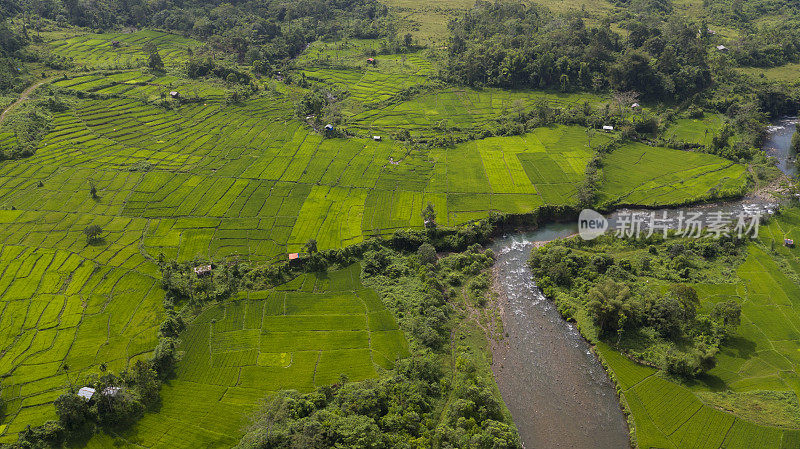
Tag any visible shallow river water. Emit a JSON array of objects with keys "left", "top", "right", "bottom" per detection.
[
  {"left": 490, "top": 228, "right": 631, "bottom": 449},
  {"left": 764, "top": 117, "right": 798, "bottom": 177}
]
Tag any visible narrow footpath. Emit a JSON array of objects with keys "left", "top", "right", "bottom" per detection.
[{"left": 0, "top": 78, "right": 52, "bottom": 125}]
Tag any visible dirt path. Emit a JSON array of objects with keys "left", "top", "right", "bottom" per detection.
[{"left": 0, "top": 78, "right": 52, "bottom": 125}]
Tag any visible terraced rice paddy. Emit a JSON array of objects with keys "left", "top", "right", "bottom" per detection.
[
  {"left": 80, "top": 264, "right": 407, "bottom": 448},
  {"left": 598, "top": 344, "right": 800, "bottom": 449},
  {"left": 349, "top": 87, "right": 605, "bottom": 137},
  {"left": 0, "top": 217, "right": 162, "bottom": 438},
  {"left": 582, "top": 206, "right": 800, "bottom": 449},
  {"left": 598, "top": 142, "right": 749, "bottom": 206},
  {"left": 0, "top": 87, "right": 626, "bottom": 441},
  {"left": 0, "top": 30, "right": 754, "bottom": 445},
  {"left": 40, "top": 30, "right": 200, "bottom": 70},
  {"left": 52, "top": 71, "right": 227, "bottom": 102}
]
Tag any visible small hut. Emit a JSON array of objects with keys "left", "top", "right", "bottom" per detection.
[
  {"left": 366, "top": 58, "right": 376, "bottom": 65},
  {"left": 785, "top": 238, "right": 794, "bottom": 247},
  {"left": 372, "top": 135, "right": 382, "bottom": 141},
  {"left": 193, "top": 265, "right": 212, "bottom": 277},
  {"left": 602, "top": 125, "right": 614, "bottom": 132},
  {"left": 169, "top": 91, "right": 180, "bottom": 99},
  {"left": 716, "top": 45, "right": 728, "bottom": 52},
  {"left": 102, "top": 387, "right": 122, "bottom": 397},
  {"left": 631, "top": 102, "right": 640, "bottom": 109},
  {"left": 77, "top": 387, "right": 96, "bottom": 401}
]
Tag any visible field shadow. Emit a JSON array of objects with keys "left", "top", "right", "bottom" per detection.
[
  {"left": 86, "top": 237, "right": 107, "bottom": 246},
  {"left": 721, "top": 336, "right": 757, "bottom": 359},
  {"left": 314, "top": 270, "right": 330, "bottom": 282},
  {"left": 689, "top": 373, "right": 729, "bottom": 392}
]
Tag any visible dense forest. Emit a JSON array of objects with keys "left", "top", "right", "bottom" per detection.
[
  {"left": 444, "top": 2, "right": 711, "bottom": 99},
  {"left": 442, "top": 0, "right": 800, "bottom": 114},
  {"left": 7, "top": 0, "right": 392, "bottom": 64}
]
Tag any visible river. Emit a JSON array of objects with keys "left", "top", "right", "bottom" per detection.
[
  {"left": 764, "top": 117, "right": 798, "bottom": 177},
  {"left": 489, "top": 120, "right": 795, "bottom": 449},
  {"left": 490, "top": 228, "right": 631, "bottom": 449}
]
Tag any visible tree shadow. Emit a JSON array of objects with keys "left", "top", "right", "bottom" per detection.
[
  {"left": 686, "top": 373, "right": 729, "bottom": 392},
  {"left": 64, "top": 425, "right": 96, "bottom": 448},
  {"left": 86, "top": 237, "right": 107, "bottom": 246},
  {"left": 313, "top": 269, "right": 330, "bottom": 282},
  {"left": 721, "top": 336, "right": 757, "bottom": 359}
]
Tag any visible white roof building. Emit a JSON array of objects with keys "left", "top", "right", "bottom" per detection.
[
  {"left": 102, "top": 387, "right": 122, "bottom": 397},
  {"left": 603, "top": 125, "right": 614, "bottom": 132},
  {"left": 77, "top": 387, "right": 96, "bottom": 401},
  {"left": 193, "top": 265, "right": 212, "bottom": 276}
]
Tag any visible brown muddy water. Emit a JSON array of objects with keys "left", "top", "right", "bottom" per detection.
[{"left": 490, "top": 227, "right": 630, "bottom": 449}]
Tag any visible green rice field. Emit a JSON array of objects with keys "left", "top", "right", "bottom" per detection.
[
  {"left": 348, "top": 87, "right": 606, "bottom": 137},
  {"left": 81, "top": 264, "right": 407, "bottom": 448},
  {"left": 0, "top": 30, "right": 756, "bottom": 446},
  {"left": 39, "top": 30, "right": 200, "bottom": 70},
  {"left": 664, "top": 113, "right": 726, "bottom": 147},
  {"left": 598, "top": 142, "right": 749, "bottom": 207},
  {"left": 52, "top": 71, "right": 227, "bottom": 102},
  {"left": 737, "top": 63, "right": 800, "bottom": 83},
  {"left": 0, "top": 219, "right": 162, "bottom": 438},
  {"left": 598, "top": 344, "right": 800, "bottom": 449}
]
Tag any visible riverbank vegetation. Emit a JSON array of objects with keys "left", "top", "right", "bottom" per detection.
[
  {"left": 530, "top": 234, "right": 747, "bottom": 377},
  {"left": 232, "top": 245, "right": 521, "bottom": 449},
  {"left": 531, "top": 204, "right": 800, "bottom": 447}
]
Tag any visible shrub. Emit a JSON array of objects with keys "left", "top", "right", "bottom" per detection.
[
  {"left": 662, "top": 349, "right": 700, "bottom": 377},
  {"left": 687, "top": 105, "right": 704, "bottom": 118},
  {"left": 151, "top": 338, "right": 180, "bottom": 378},
  {"left": 417, "top": 243, "right": 437, "bottom": 264},
  {"left": 83, "top": 224, "right": 103, "bottom": 243},
  {"left": 54, "top": 393, "right": 93, "bottom": 435}
]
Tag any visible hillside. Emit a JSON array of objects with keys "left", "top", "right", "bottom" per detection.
[{"left": 0, "top": 0, "right": 799, "bottom": 448}]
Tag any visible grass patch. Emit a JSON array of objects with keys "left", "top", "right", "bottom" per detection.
[
  {"left": 697, "top": 390, "right": 800, "bottom": 428},
  {"left": 598, "top": 142, "right": 749, "bottom": 207}
]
